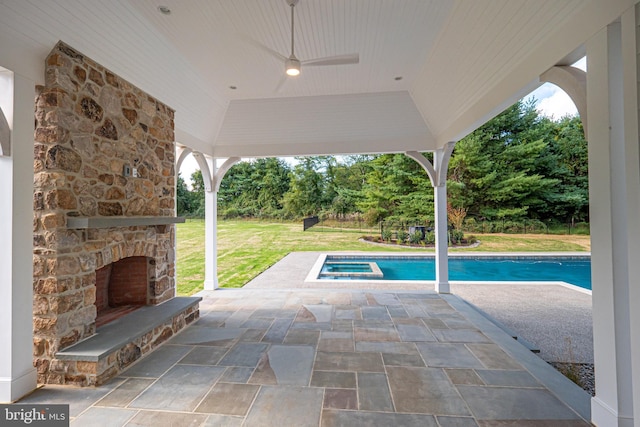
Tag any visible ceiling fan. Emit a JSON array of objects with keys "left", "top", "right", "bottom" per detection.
[{"left": 249, "top": 0, "right": 359, "bottom": 78}]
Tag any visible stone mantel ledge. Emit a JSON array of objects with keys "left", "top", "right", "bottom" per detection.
[{"left": 66, "top": 216, "right": 185, "bottom": 229}]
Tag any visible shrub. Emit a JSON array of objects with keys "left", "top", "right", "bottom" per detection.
[
  {"left": 222, "top": 207, "right": 241, "bottom": 219},
  {"left": 447, "top": 203, "right": 468, "bottom": 230},
  {"left": 424, "top": 231, "right": 435, "bottom": 244},
  {"left": 450, "top": 229, "right": 464, "bottom": 244},
  {"left": 526, "top": 219, "right": 547, "bottom": 233},
  {"left": 463, "top": 217, "right": 480, "bottom": 233},
  {"left": 363, "top": 208, "right": 385, "bottom": 226},
  {"left": 500, "top": 220, "right": 518, "bottom": 233},
  {"left": 466, "top": 235, "right": 478, "bottom": 244},
  {"left": 396, "top": 229, "right": 408, "bottom": 243},
  {"left": 483, "top": 222, "right": 496, "bottom": 233},
  {"left": 409, "top": 230, "right": 423, "bottom": 244},
  {"left": 381, "top": 229, "right": 392, "bottom": 242},
  {"left": 573, "top": 222, "right": 590, "bottom": 235}
]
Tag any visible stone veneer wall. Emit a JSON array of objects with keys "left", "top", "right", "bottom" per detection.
[{"left": 33, "top": 42, "right": 177, "bottom": 385}]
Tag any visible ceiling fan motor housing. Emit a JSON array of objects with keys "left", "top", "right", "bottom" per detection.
[{"left": 285, "top": 57, "right": 301, "bottom": 76}]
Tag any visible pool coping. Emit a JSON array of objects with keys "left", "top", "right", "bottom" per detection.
[{"left": 304, "top": 252, "right": 592, "bottom": 295}]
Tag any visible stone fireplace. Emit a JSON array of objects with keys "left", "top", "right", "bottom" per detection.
[{"left": 32, "top": 42, "right": 199, "bottom": 386}]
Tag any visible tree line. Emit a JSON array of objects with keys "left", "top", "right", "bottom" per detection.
[{"left": 177, "top": 100, "right": 589, "bottom": 226}]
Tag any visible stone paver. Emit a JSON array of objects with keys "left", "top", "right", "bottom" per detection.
[
  {"left": 71, "top": 407, "right": 137, "bottom": 427},
  {"left": 128, "top": 365, "right": 225, "bottom": 411},
  {"left": 127, "top": 411, "right": 209, "bottom": 427},
  {"left": 119, "top": 344, "right": 192, "bottom": 378},
  {"left": 323, "top": 388, "right": 358, "bottom": 410},
  {"left": 244, "top": 386, "right": 324, "bottom": 427},
  {"left": 458, "top": 386, "right": 584, "bottom": 421},
  {"left": 387, "top": 366, "right": 472, "bottom": 415},
  {"left": 20, "top": 285, "right": 591, "bottom": 426},
  {"left": 94, "top": 378, "right": 155, "bottom": 407},
  {"left": 195, "top": 382, "right": 259, "bottom": 415},
  {"left": 357, "top": 372, "right": 394, "bottom": 411},
  {"left": 218, "top": 342, "right": 269, "bottom": 367}
]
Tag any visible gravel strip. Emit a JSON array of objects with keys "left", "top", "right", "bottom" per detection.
[
  {"left": 450, "top": 283, "right": 593, "bottom": 363},
  {"left": 549, "top": 362, "right": 595, "bottom": 396}
]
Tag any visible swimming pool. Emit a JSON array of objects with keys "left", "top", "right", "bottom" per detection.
[{"left": 313, "top": 254, "right": 592, "bottom": 290}]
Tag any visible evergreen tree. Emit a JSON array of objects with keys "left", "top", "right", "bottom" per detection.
[
  {"left": 253, "top": 158, "right": 291, "bottom": 217},
  {"left": 447, "top": 100, "right": 576, "bottom": 221},
  {"left": 358, "top": 154, "right": 433, "bottom": 224},
  {"left": 190, "top": 169, "right": 206, "bottom": 217},
  {"left": 541, "top": 116, "right": 589, "bottom": 223},
  {"left": 327, "top": 155, "right": 373, "bottom": 218},
  {"left": 176, "top": 174, "right": 193, "bottom": 216},
  {"left": 282, "top": 157, "right": 326, "bottom": 218},
  {"left": 178, "top": 101, "right": 589, "bottom": 226},
  {"left": 218, "top": 159, "right": 291, "bottom": 218}
]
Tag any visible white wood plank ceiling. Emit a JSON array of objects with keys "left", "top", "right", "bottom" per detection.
[{"left": 0, "top": 0, "right": 633, "bottom": 157}]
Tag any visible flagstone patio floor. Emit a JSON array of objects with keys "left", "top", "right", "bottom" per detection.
[{"left": 20, "top": 286, "right": 591, "bottom": 426}]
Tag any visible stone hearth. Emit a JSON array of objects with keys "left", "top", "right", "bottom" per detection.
[{"left": 32, "top": 42, "right": 198, "bottom": 386}]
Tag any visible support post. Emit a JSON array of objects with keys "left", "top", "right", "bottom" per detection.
[
  {"left": 0, "top": 70, "right": 37, "bottom": 402},
  {"left": 621, "top": 6, "right": 640, "bottom": 423},
  {"left": 406, "top": 143, "right": 455, "bottom": 294},
  {"left": 433, "top": 184, "right": 449, "bottom": 293},
  {"left": 203, "top": 186, "right": 218, "bottom": 290},
  {"left": 586, "top": 9, "right": 640, "bottom": 425},
  {"left": 200, "top": 156, "right": 240, "bottom": 291},
  {"left": 202, "top": 156, "right": 217, "bottom": 290}
]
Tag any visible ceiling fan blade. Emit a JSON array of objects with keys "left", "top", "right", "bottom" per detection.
[
  {"left": 302, "top": 54, "right": 359, "bottom": 66},
  {"left": 238, "top": 34, "right": 287, "bottom": 62},
  {"left": 274, "top": 74, "right": 288, "bottom": 92}
]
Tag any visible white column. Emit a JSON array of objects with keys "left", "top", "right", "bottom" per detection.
[
  {"left": 203, "top": 158, "right": 218, "bottom": 290},
  {"left": 621, "top": 6, "right": 640, "bottom": 424},
  {"left": 199, "top": 156, "right": 239, "bottom": 291},
  {"left": 587, "top": 12, "right": 640, "bottom": 426},
  {"left": 406, "top": 145, "right": 454, "bottom": 294},
  {"left": 434, "top": 183, "right": 449, "bottom": 293},
  {"left": 0, "top": 70, "right": 38, "bottom": 402}
]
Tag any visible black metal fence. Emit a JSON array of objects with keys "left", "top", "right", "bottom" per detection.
[
  {"left": 302, "top": 216, "right": 320, "bottom": 231},
  {"left": 380, "top": 218, "right": 590, "bottom": 236},
  {"left": 460, "top": 218, "right": 590, "bottom": 235},
  {"left": 305, "top": 214, "right": 378, "bottom": 234},
  {"left": 303, "top": 215, "right": 590, "bottom": 236}
]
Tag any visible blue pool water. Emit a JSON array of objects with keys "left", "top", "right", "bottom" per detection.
[{"left": 319, "top": 256, "right": 592, "bottom": 290}]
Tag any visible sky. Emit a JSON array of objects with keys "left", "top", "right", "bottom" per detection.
[{"left": 179, "top": 57, "right": 586, "bottom": 184}]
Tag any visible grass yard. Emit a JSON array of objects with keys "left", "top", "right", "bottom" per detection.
[{"left": 176, "top": 219, "right": 591, "bottom": 294}]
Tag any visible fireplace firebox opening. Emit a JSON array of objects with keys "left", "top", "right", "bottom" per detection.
[{"left": 95, "top": 256, "right": 151, "bottom": 327}]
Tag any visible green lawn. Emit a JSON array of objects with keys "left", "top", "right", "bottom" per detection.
[{"left": 176, "top": 219, "right": 591, "bottom": 294}]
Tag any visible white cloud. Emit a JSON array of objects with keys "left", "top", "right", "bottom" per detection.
[{"left": 531, "top": 84, "right": 578, "bottom": 119}]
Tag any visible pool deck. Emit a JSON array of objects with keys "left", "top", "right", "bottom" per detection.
[
  {"left": 247, "top": 252, "right": 593, "bottom": 363},
  {"left": 18, "top": 251, "right": 593, "bottom": 426}
]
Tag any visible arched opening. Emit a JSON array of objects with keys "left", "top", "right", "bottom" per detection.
[
  {"left": 451, "top": 62, "right": 593, "bottom": 396},
  {"left": 175, "top": 149, "right": 210, "bottom": 295}
]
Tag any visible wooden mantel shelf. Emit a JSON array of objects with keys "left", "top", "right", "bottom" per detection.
[{"left": 67, "top": 216, "right": 185, "bottom": 229}]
